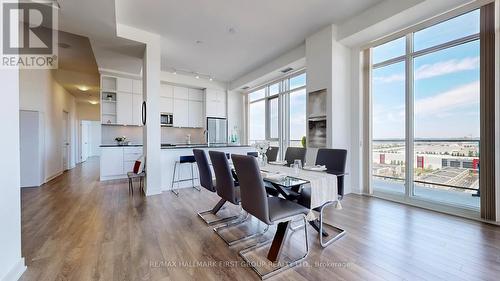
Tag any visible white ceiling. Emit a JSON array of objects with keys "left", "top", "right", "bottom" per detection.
[
  {"left": 57, "top": 0, "right": 145, "bottom": 75},
  {"left": 115, "top": 0, "right": 384, "bottom": 82}
]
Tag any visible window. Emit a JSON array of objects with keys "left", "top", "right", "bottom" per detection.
[
  {"left": 370, "top": 9, "right": 481, "bottom": 210},
  {"left": 372, "top": 61, "right": 406, "bottom": 194},
  {"left": 414, "top": 10, "right": 480, "bottom": 51},
  {"left": 269, "top": 97, "right": 279, "bottom": 139},
  {"left": 269, "top": 83, "right": 280, "bottom": 96},
  {"left": 289, "top": 88, "right": 306, "bottom": 147},
  {"left": 248, "top": 88, "right": 265, "bottom": 102},
  {"left": 248, "top": 100, "right": 266, "bottom": 143},
  {"left": 372, "top": 36, "right": 406, "bottom": 64},
  {"left": 247, "top": 71, "right": 306, "bottom": 157}
]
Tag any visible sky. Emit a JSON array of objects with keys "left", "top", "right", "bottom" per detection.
[{"left": 372, "top": 10, "right": 480, "bottom": 140}]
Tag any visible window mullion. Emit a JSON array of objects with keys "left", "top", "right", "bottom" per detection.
[{"left": 405, "top": 33, "right": 415, "bottom": 198}]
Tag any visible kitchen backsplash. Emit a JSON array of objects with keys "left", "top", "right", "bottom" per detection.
[
  {"left": 101, "top": 126, "right": 204, "bottom": 145},
  {"left": 161, "top": 127, "right": 204, "bottom": 144},
  {"left": 101, "top": 126, "right": 143, "bottom": 144}
]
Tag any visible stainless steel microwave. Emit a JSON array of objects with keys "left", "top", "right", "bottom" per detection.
[{"left": 160, "top": 113, "right": 173, "bottom": 127}]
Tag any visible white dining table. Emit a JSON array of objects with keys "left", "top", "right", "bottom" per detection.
[{"left": 260, "top": 163, "right": 340, "bottom": 220}]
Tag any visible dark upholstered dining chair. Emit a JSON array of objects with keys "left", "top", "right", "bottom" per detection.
[
  {"left": 210, "top": 151, "right": 266, "bottom": 246},
  {"left": 193, "top": 149, "right": 238, "bottom": 225},
  {"left": 265, "top": 146, "right": 279, "bottom": 162},
  {"left": 315, "top": 148, "right": 347, "bottom": 200},
  {"left": 297, "top": 148, "right": 347, "bottom": 247},
  {"left": 284, "top": 147, "right": 306, "bottom": 166},
  {"left": 232, "top": 154, "right": 310, "bottom": 279}
]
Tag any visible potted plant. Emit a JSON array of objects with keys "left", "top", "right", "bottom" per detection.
[{"left": 115, "top": 136, "right": 127, "bottom": 146}]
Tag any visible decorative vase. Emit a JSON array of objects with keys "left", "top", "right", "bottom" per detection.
[{"left": 260, "top": 153, "right": 268, "bottom": 166}]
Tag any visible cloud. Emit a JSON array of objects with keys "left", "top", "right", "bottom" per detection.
[
  {"left": 414, "top": 81, "right": 479, "bottom": 116},
  {"left": 415, "top": 56, "right": 479, "bottom": 80},
  {"left": 373, "top": 56, "right": 479, "bottom": 83}
]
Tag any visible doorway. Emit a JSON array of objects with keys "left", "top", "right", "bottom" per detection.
[
  {"left": 80, "top": 120, "right": 101, "bottom": 163},
  {"left": 62, "top": 111, "right": 71, "bottom": 171}
]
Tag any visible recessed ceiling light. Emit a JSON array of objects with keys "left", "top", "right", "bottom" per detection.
[
  {"left": 88, "top": 100, "right": 99, "bottom": 105},
  {"left": 209, "top": 77, "right": 213, "bottom": 81},
  {"left": 195, "top": 75, "right": 200, "bottom": 79},
  {"left": 78, "top": 86, "right": 89, "bottom": 91}
]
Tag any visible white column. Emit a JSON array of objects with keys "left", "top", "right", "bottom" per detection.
[
  {"left": 305, "top": 24, "right": 352, "bottom": 194},
  {"left": 0, "top": 0, "right": 26, "bottom": 278},
  {"left": 116, "top": 24, "right": 162, "bottom": 196},
  {"left": 142, "top": 41, "right": 162, "bottom": 196}
]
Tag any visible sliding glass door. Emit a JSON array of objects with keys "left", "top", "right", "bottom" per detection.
[{"left": 371, "top": 9, "right": 481, "bottom": 210}]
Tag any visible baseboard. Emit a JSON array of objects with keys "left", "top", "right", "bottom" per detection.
[
  {"left": 1, "top": 258, "right": 26, "bottom": 281},
  {"left": 45, "top": 171, "right": 63, "bottom": 184}
]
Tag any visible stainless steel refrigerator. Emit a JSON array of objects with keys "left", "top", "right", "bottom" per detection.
[{"left": 207, "top": 117, "right": 227, "bottom": 144}]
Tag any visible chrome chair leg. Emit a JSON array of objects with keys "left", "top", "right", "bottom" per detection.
[
  {"left": 318, "top": 201, "right": 346, "bottom": 248},
  {"left": 170, "top": 161, "right": 179, "bottom": 196},
  {"left": 197, "top": 198, "right": 239, "bottom": 225},
  {"left": 191, "top": 163, "right": 201, "bottom": 192},
  {"left": 239, "top": 216, "right": 309, "bottom": 280},
  {"left": 214, "top": 214, "right": 270, "bottom": 246}
]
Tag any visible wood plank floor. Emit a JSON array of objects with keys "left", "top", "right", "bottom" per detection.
[{"left": 19, "top": 157, "right": 500, "bottom": 281}]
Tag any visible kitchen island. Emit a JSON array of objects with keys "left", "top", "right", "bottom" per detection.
[
  {"left": 100, "top": 144, "right": 256, "bottom": 189},
  {"left": 160, "top": 144, "right": 255, "bottom": 192}
]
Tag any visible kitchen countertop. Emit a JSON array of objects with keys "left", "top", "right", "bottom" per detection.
[
  {"left": 100, "top": 144, "right": 251, "bottom": 149},
  {"left": 100, "top": 144, "right": 143, "bottom": 147}
]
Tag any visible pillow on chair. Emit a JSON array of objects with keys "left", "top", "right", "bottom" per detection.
[{"left": 133, "top": 156, "right": 145, "bottom": 174}]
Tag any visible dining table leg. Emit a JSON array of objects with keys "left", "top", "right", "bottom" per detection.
[{"left": 267, "top": 220, "right": 291, "bottom": 262}]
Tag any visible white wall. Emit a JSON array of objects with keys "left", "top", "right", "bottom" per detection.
[
  {"left": 305, "top": 25, "right": 353, "bottom": 194},
  {"left": 77, "top": 102, "right": 100, "bottom": 121},
  {"left": 0, "top": 65, "right": 25, "bottom": 281},
  {"left": 19, "top": 69, "right": 78, "bottom": 182},
  {"left": 227, "top": 91, "right": 245, "bottom": 144}
]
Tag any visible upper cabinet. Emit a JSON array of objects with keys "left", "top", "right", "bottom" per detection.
[
  {"left": 205, "top": 89, "right": 226, "bottom": 118},
  {"left": 116, "top": 77, "right": 134, "bottom": 93},
  {"left": 116, "top": 92, "right": 134, "bottom": 125},
  {"left": 160, "top": 84, "right": 173, "bottom": 98},
  {"left": 101, "top": 75, "right": 143, "bottom": 126},
  {"left": 173, "top": 86, "right": 189, "bottom": 99},
  {"left": 132, "top": 80, "right": 142, "bottom": 94},
  {"left": 188, "top": 88, "right": 204, "bottom": 101}
]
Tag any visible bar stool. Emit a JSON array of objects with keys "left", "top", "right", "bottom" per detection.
[{"left": 171, "top": 155, "right": 201, "bottom": 196}]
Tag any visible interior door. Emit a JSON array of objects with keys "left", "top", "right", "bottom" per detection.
[
  {"left": 62, "top": 111, "right": 70, "bottom": 170},
  {"left": 81, "top": 121, "right": 89, "bottom": 162}
]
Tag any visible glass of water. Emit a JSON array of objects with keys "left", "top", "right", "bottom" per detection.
[{"left": 293, "top": 160, "right": 302, "bottom": 174}]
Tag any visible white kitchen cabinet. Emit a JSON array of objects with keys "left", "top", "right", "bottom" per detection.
[
  {"left": 217, "top": 90, "right": 227, "bottom": 118},
  {"left": 133, "top": 79, "right": 142, "bottom": 94},
  {"left": 160, "top": 84, "right": 173, "bottom": 98},
  {"left": 123, "top": 147, "right": 143, "bottom": 174},
  {"left": 188, "top": 100, "right": 204, "bottom": 128},
  {"left": 159, "top": 97, "right": 174, "bottom": 114},
  {"left": 100, "top": 147, "right": 143, "bottom": 181},
  {"left": 117, "top": 92, "right": 134, "bottom": 125},
  {"left": 100, "top": 148, "right": 124, "bottom": 177},
  {"left": 117, "top": 77, "right": 133, "bottom": 93},
  {"left": 205, "top": 89, "right": 226, "bottom": 118},
  {"left": 173, "top": 99, "right": 189, "bottom": 127},
  {"left": 188, "top": 88, "right": 204, "bottom": 101},
  {"left": 132, "top": 94, "right": 143, "bottom": 126},
  {"left": 173, "top": 86, "right": 189, "bottom": 99}
]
